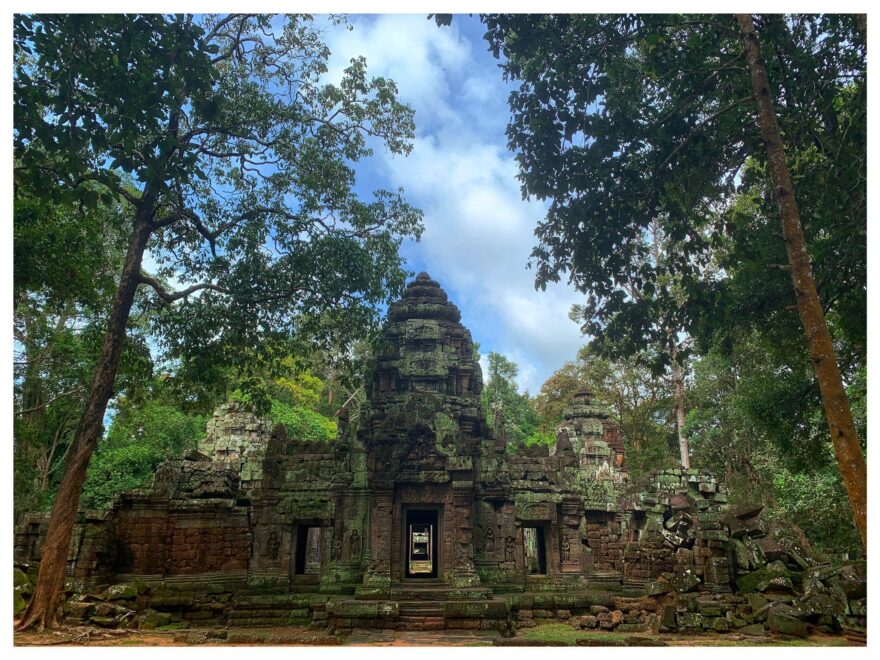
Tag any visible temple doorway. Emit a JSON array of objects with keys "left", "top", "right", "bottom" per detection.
[
  {"left": 523, "top": 525, "right": 547, "bottom": 575},
  {"left": 404, "top": 509, "right": 438, "bottom": 578},
  {"left": 292, "top": 524, "right": 322, "bottom": 577}
]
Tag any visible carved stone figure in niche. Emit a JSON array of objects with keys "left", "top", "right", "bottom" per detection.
[
  {"left": 560, "top": 533, "right": 571, "bottom": 563},
  {"left": 331, "top": 533, "right": 342, "bottom": 561},
  {"left": 484, "top": 527, "right": 495, "bottom": 553},
  {"left": 504, "top": 535, "right": 515, "bottom": 562},
  {"left": 349, "top": 529, "right": 361, "bottom": 559},
  {"left": 267, "top": 531, "right": 280, "bottom": 560}
]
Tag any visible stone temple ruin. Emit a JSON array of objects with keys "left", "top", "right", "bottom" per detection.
[{"left": 14, "top": 274, "right": 866, "bottom": 639}]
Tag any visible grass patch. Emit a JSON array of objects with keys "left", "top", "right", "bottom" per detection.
[
  {"left": 519, "top": 624, "right": 634, "bottom": 646},
  {"left": 517, "top": 624, "right": 853, "bottom": 648},
  {"left": 157, "top": 622, "right": 189, "bottom": 631}
]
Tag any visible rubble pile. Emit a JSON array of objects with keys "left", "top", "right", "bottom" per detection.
[{"left": 642, "top": 504, "right": 866, "bottom": 638}]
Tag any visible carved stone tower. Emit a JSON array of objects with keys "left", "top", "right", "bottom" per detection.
[
  {"left": 356, "top": 272, "right": 487, "bottom": 594},
  {"left": 555, "top": 390, "right": 626, "bottom": 469}
]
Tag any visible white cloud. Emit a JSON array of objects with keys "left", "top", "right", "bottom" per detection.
[{"left": 325, "top": 15, "right": 587, "bottom": 392}]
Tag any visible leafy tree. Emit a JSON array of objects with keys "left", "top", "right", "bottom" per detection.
[
  {"left": 686, "top": 331, "right": 862, "bottom": 554},
  {"left": 13, "top": 193, "right": 153, "bottom": 517},
  {"left": 480, "top": 352, "right": 547, "bottom": 446},
  {"left": 229, "top": 358, "right": 339, "bottom": 442},
  {"left": 14, "top": 14, "right": 421, "bottom": 629},
  {"left": 532, "top": 361, "right": 585, "bottom": 433},
  {"left": 470, "top": 13, "right": 865, "bottom": 547},
  {"left": 81, "top": 392, "right": 207, "bottom": 509}
]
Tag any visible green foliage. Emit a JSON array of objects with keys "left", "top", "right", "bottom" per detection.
[
  {"left": 685, "top": 331, "right": 862, "bottom": 554},
  {"left": 480, "top": 352, "right": 544, "bottom": 446},
  {"left": 268, "top": 400, "right": 336, "bottom": 443},
  {"left": 14, "top": 13, "right": 423, "bottom": 410},
  {"left": 480, "top": 15, "right": 864, "bottom": 363},
  {"left": 81, "top": 398, "right": 207, "bottom": 509},
  {"left": 770, "top": 463, "right": 861, "bottom": 556},
  {"left": 13, "top": 191, "right": 129, "bottom": 312}
]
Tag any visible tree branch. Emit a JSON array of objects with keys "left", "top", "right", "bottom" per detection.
[
  {"left": 16, "top": 388, "right": 84, "bottom": 416},
  {"left": 655, "top": 96, "right": 756, "bottom": 173},
  {"left": 137, "top": 272, "right": 229, "bottom": 303}
]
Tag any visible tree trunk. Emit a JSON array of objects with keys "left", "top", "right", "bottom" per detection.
[
  {"left": 674, "top": 374, "right": 689, "bottom": 469},
  {"left": 737, "top": 14, "right": 867, "bottom": 549},
  {"left": 16, "top": 213, "right": 153, "bottom": 631},
  {"left": 20, "top": 313, "right": 45, "bottom": 427},
  {"left": 667, "top": 328, "right": 690, "bottom": 468}
]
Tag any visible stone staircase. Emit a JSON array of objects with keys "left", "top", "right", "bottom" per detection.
[
  {"left": 389, "top": 583, "right": 451, "bottom": 630},
  {"left": 390, "top": 581, "right": 453, "bottom": 601},
  {"left": 398, "top": 601, "right": 446, "bottom": 630},
  {"left": 228, "top": 593, "right": 314, "bottom": 627}
]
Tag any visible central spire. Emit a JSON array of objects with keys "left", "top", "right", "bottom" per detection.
[
  {"left": 369, "top": 272, "right": 480, "bottom": 400},
  {"left": 387, "top": 272, "right": 462, "bottom": 323}
]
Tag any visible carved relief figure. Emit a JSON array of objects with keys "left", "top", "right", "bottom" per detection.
[
  {"left": 349, "top": 529, "right": 361, "bottom": 559},
  {"left": 331, "top": 533, "right": 342, "bottom": 561},
  {"left": 267, "top": 531, "right": 280, "bottom": 560},
  {"left": 484, "top": 527, "right": 495, "bottom": 553},
  {"left": 504, "top": 535, "right": 515, "bottom": 562},
  {"left": 560, "top": 533, "right": 571, "bottom": 563}
]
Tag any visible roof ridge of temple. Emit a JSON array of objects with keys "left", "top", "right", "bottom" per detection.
[{"left": 388, "top": 271, "right": 460, "bottom": 323}]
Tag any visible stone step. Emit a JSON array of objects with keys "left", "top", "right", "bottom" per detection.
[
  {"left": 390, "top": 590, "right": 453, "bottom": 601},
  {"left": 398, "top": 616, "right": 446, "bottom": 630},
  {"left": 400, "top": 606, "right": 445, "bottom": 617},
  {"left": 229, "top": 607, "right": 309, "bottom": 619},
  {"left": 399, "top": 600, "right": 445, "bottom": 609}
]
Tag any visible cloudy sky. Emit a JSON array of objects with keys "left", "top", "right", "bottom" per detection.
[{"left": 321, "top": 14, "right": 586, "bottom": 393}]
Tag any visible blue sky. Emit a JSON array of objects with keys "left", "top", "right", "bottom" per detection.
[{"left": 321, "top": 14, "right": 587, "bottom": 393}]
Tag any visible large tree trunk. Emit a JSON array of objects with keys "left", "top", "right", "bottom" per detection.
[
  {"left": 673, "top": 373, "right": 689, "bottom": 469},
  {"left": 668, "top": 334, "right": 690, "bottom": 469},
  {"left": 16, "top": 213, "right": 153, "bottom": 631},
  {"left": 737, "top": 14, "right": 867, "bottom": 549}
]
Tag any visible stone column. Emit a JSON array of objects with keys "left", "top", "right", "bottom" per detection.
[
  {"left": 450, "top": 480, "right": 481, "bottom": 589},
  {"left": 560, "top": 499, "right": 583, "bottom": 574},
  {"left": 358, "top": 488, "right": 393, "bottom": 596}
]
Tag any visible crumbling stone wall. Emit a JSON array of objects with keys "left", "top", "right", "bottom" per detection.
[
  {"left": 622, "top": 468, "right": 731, "bottom": 592},
  {"left": 199, "top": 402, "right": 272, "bottom": 490}
]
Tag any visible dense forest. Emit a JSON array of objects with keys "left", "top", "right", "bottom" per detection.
[{"left": 13, "top": 13, "right": 865, "bottom": 630}]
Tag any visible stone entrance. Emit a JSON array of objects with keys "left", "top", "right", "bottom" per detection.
[{"left": 404, "top": 509, "right": 438, "bottom": 579}]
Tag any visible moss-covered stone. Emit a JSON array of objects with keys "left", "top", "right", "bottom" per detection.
[
  {"left": 14, "top": 590, "right": 27, "bottom": 616},
  {"left": 104, "top": 583, "right": 138, "bottom": 600},
  {"left": 737, "top": 561, "right": 794, "bottom": 593},
  {"left": 767, "top": 610, "right": 808, "bottom": 637},
  {"left": 445, "top": 601, "right": 509, "bottom": 619}
]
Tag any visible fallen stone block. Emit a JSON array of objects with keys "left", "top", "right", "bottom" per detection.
[
  {"left": 767, "top": 610, "right": 808, "bottom": 637},
  {"left": 738, "top": 623, "right": 766, "bottom": 636}
]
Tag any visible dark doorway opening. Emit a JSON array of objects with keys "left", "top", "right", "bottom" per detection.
[
  {"left": 405, "top": 509, "right": 439, "bottom": 578},
  {"left": 293, "top": 524, "right": 322, "bottom": 576},
  {"left": 523, "top": 525, "right": 547, "bottom": 575}
]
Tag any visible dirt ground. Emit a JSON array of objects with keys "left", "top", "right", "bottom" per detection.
[{"left": 12, "top": 622, "right": 864, "bottom": 647}]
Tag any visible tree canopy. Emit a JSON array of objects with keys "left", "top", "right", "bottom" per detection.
[
  {"left": 471, "top": 12, "right": 866, "bottom": 546},
  {"left": 13, "top": 13, "right": 424, "bottom": 630}
]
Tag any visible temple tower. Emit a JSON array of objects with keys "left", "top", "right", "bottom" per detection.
[{"left": 357, "top": 273, "right": 487, "bottom": 594}]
